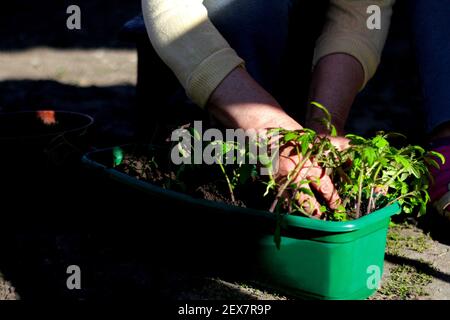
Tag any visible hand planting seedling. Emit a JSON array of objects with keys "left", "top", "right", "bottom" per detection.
[
  {"left": 186, "top": 103, "right": 445, "bottom": 222},
  {"left": 175, "top": 102, "right": 443, "bottom": 247},
  {"left": 265, "top": 120, "right": 443, "bottom": 222},
  {"left": 113, "top": 103, "right": 445, "bottom": 243}
]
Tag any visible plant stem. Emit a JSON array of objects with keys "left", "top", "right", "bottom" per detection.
[
  {"left": 336, "top": 167, "right": 352, "bottom": 184},
  {"left": 366, "top": 163, "right": 384, "bottom": 214},
  {"left": 373, "top": 163, "right": 383, "bottom": 182},
  {"left": 385, "top": 168, "right": 406, "bottom": 186},
  {"left": 269, "top": 150, "right": 312, "bottom": 213},
  {"left": 218, "top": 162, "right": 236, "bottom": 203},
  {"left": 386, "top": 192, "right": 418, "bottom": 207},
  {"left": 367, "top": 186, "right": 375, "bottom": 215},
  {"left": 355, "top": 165, "right": 365, "bottom": 218}
]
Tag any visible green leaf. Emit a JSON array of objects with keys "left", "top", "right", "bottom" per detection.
[
  {"left": 425, "top": 158, "right": 441, "bottom": 169},
  {"left": 394, "top": 155, "right": 411, "bottom": 169},
  {"left": 222, "top": 141, "right": 234, "bottom": 154},
  {"left": 330, "top": 125, "right": 338, "bottom": 137},
  {"left": 258, "top": 154, "right": 272, "bottom": 167},
  {"left": 310, "top": 101, "right": 331, "bottom": 119},
  {"left": 268, "top": 128, "right": 282, "bottom": 135},
  {"left": 189, "top": 127, "right": 201, "bottom": 141},
  {"left": 428, "top": 151, "right": 446, "bottom": 165},
  {"left": 112, "top": 147, "right": 124, "bottom": 166},
  {"left": 410, "top": 166, "right": 420, "bottom": 179},
  {"left": 283, "top": 132, "right": 298, "bottom": 142},
  {"left": 413, "top": 145, "right": 426, "bottom": 155},
  {"left": 419, "top": 202, "right": 427, "bottom": 216},
  {"left": 298, "top": 187, "right": 314, "bottom": 197},
  {"left": 372, "top": 135, "right": 389, "bottom": 149},
  {"left": 345, "top": 134, "right": 367, "bottom": 146},
  {"left": 289, "top": 182, "right": 298, "bottom": 189},
  {"left": 177, "top": 142, "right": 190, "bottom": 158},
  {"left": 301, "top": 137, "right": 310, "bottom": 156},
  {"left": 400, "top": 172, "right": 409, "bottom": 181},
  {"left": 363, "top": 147, "right": 377, "bottom": 166},
  {"left": 401, "top": 182, "right": 408, "bottom": 195},
  {"left": 384, "top": 132, "right": 407, "bottom": 140},
  {"left": 403, "top": 206, "right": 412, "bottom": 214},
  {"left": 264, "top": 180, "right": 276, "bottom": 197}
]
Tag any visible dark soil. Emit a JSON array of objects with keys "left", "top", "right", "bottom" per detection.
[
  {"left": 195, "top": 183, "right": 245, "bottom": 207},
  {"left": 117, "top": 151, "right": 258, "bottom": 209}
]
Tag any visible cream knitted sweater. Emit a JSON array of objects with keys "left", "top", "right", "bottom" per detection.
[{"left": 142, "top": 0, "right": 394, "bottom": 107}]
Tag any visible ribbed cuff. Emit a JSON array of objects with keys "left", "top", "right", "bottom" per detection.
[
  {"left": 187, "top": 48, "right": 245, "bottom": 108},
  {"left": 313, "top": 35, "right": 379, "bottom": 91}
]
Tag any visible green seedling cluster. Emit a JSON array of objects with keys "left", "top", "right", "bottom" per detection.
[{"left": 167, "top": 103, "right": 445, "bottom": 225}]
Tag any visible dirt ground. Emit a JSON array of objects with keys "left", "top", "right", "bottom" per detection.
[
  {"left": 373, "top": 221, "right": 450, "bottom": 300},
  {"left": 0, "top": 0, "right": 449, "bottom": 300}
]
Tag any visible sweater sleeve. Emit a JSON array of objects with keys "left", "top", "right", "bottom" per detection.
[
  {"left": 141, "top": 0, "right": 245, "bottom": 108},
  {"left": 313, "top": 0, "right": 395, "bottom": 89}
]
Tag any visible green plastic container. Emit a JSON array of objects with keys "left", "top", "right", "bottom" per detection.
[
  {"left": 256, "top": 204, "right": 399, "bottom": 299},
  {"left": 82, "top": 146, "right": 401, "bottom": 300}
]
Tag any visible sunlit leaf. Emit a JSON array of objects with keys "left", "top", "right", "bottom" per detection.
[
  {"left": 311, "top": 101, "right": 331, "bottom": 118},
  {"left": 372, "top": 136, "right": 388, "bottom": 149},
  {"left": 363, "top": 147, "right": 377, "bottom": 166},
  {"left": 283, "top": 132, "right": 298, "bottom": 142},
  {"left": 301, "top": 138, "right": 310, "bottom": 156}
]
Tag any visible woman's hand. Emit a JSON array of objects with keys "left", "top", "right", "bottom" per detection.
[
  {"left": 207, "top": 67, "right": 350, "bottom": 218},
  {"left": 276, "top": 136, "right": 349, "bottom": 218}
]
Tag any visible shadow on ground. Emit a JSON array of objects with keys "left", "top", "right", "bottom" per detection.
[
  {"left": 0, "top": 156, "right": 277, "bottom": 300},
  {"left": 0, "top": 80, "right": 138, "bottom": 146},
  {"left": 0, "top": 0, "right": 140, "bottom": 50},
  {"left": 385, "top": 253, "right": 450, "bottom": 284}
]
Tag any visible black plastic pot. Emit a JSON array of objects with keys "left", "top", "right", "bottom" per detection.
[
  {"left": 0, "top": 110, "right": 93, "bottom": 163},
  {"left": 0, "top": 110, "right": 94, "bottom": 195},
  {"left": 0, "top": 110, "right": 93, "bottom": 145}
]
